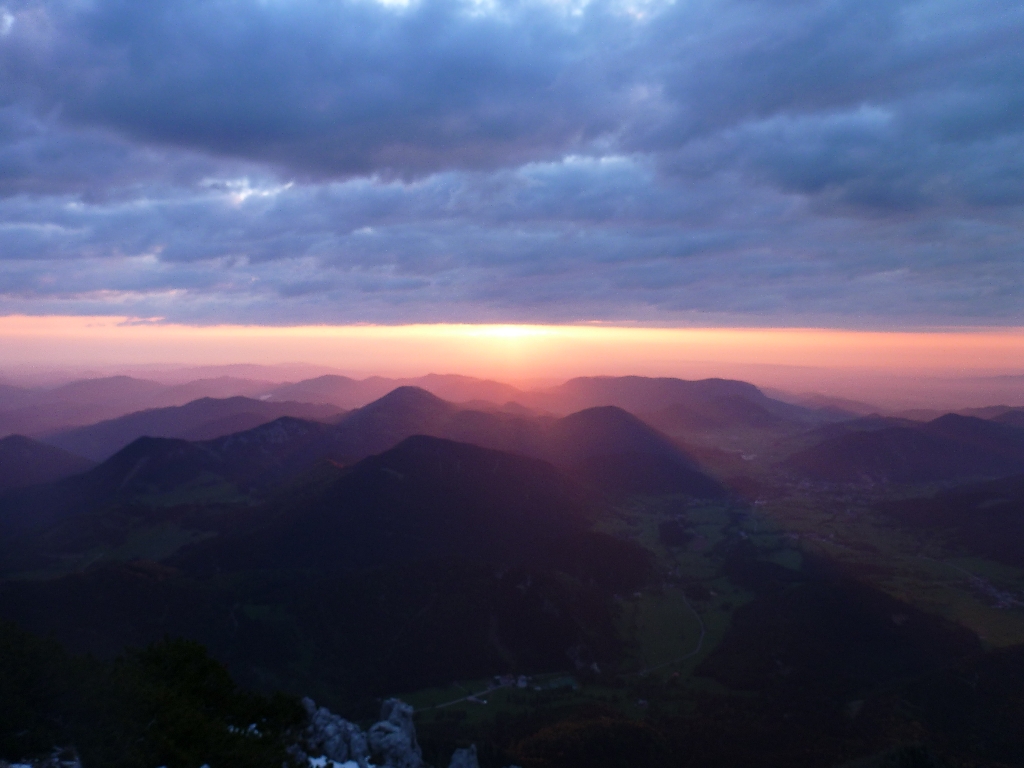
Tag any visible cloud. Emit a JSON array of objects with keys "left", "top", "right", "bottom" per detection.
[
  {"left": 1, "top": 0, "right": 628, "bottom": 177},
  {"left": 1, "top": 158, "right": 1021, "bottom": 326},
  {"left": 0, "top": 0, "right": 1022, "bottom": 326}
]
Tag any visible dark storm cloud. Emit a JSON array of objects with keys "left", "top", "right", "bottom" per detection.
[
  {"left": 639, "top": 0, "right": 1024, "bottom": 210},
  {"left": 1, "top": 0, "right": 626, "bottom": 177},
  {"left": 0, "top": 0, "right": 1022, "bottom": 325},
  {"left": 0, "top": 108, "right": 226, "bottom": 198},
  {"left": 6, "top": 0, "right": 1017, "bottom": 194}
]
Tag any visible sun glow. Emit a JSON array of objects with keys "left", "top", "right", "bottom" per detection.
[
  {"left": 467, "top": 324, "right": 553, "bottom": 339},
  {"left": 1, "top": 316, "right": 1023, "bottom": 406}
]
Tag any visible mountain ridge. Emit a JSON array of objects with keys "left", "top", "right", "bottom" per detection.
[
  {"left": 783, "top": 413, "right": 1024, "bottom": 483},
  {"left": 43, "top": 396, "right": 345, "bottom": 461}
]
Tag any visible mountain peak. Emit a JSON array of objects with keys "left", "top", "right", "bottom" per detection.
[
  {"left": 925, "top": 412, "right": 1024, "bottom": 441},
  {"left": 359, "top": 386, "right": 454, "bottom": 415},
  {"left": 556, "top": 405, "right": 690, "bottom": 457},
  {"left": 551, "top": 405, "right": 722, "bottom": 497}
]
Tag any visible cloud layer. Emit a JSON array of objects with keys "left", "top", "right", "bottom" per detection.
[{"left": 0, "top": 0, "right": 1022, "bottom": 326}]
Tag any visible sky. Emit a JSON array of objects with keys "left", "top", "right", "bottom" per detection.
[
  {"left": 1, "top": 317, "right": 1023, "bottom": 409},
  {"left": 0, "top": 0, "right": 1023, "bottom": 383},
  {"left": 0, "top": 0, "right": 1019, "bottom": 397}
]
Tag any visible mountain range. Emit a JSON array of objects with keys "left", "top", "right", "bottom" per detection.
[
  {"left": 0, "top": 376, "right": 275, "bottom": 436},
  {"left": 783, "top": 413, "right": 1024, "bottom": 483},
  {"left": 4, "top": 372, "right": 1024, "bottom": 767},
  {"left": 42, "top": 397, "right": 345, "bottom": 461},
  {"left": 0, "top": 386, "right": 722, "bottom": 562},
  {"left": 265, "top": 373, "right": 525, "bottom": 410},
  {"left": 1, "top": 371, "right": 845, "bottom": 441},
  {"left": 6, "top": 371, "right": 1024, "bottom": 500}
]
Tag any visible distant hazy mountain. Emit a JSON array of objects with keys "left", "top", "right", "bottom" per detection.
[
  {"left": 273, "top": 386, "right": 720, "bottom": 496},
  {"left": 0, "top": 376, "right": 279, "bottom": 437},
  {"left": 0, "top": 383, "right": 38, "bottom": 410},
  {"left": 140, "top": 362, "right": 344, "bottom": 383},
  {"left": 266, "top": 373, "right": 524, "bottom": 409},
  {"left": 993, "top": 408, "right": 1024, "bottom": 429},
  {"left": 44, "top": 396, "right": 345, "bottom": 461},
  {"left": 0, "top": 435, "right": 94, "bottom": 491},
  {"left": 539, "top": 376, "right": 770, "bottom": 413},
  {"left": 783, "top": 414, "right": 1024, "bottom": 483},
  {"left": 263, "top": 375, "right": 380, "bottom": 409},
  {"left": 894, "top": 405, "right": 1020, "bottom": 422},
  {"left": 0, "top": 387, "right": 722, "bottom": 551},
  {"left": 0, "top": 376, "right": 166, "bottom": 436},
  {"left": 206, "top": 373, "right": 805, "bottom": 424},
  {"left": 522, "top": 377, "right": 835, "bottom": 440},
  {"left": 762, "top": 389, "right": 880, "bottom": 417},
  {"left": 643, "top": 395, "right": 788, "bottom": 434},
  {"left": 1, "top": 372, "right": 833, "bottom": 447},
  {"left": 327, "top": 388, "right": 722, "bottom": 496},
  {"left": 46, "top": 375, "right": 167, "bottom": 405},
  {"left": 406, "top": 373, "right": 525, "bottom": 405},
  {"left": 145, "top": 377, "right": 276, "bottom": 407}
]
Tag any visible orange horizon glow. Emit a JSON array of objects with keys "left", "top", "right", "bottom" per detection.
[{"left": 1, "top": 315, "right": 1023, "bottom": 387}]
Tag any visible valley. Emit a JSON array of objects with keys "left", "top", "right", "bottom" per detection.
[{"left": 1, "top": 373, "right": 1024, "bottom": 767}]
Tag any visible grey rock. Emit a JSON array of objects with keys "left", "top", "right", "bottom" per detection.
[
  {"left": 368, "top": 698, "right": 423, "bottom": 768},
  {"left": 448, "top": 744, "right": 479, "bottom": 768},
  {"left": 348, "top": 726, "right": 371, "bottom": 765},
  {"left": 301, "top": 696, "right": 371, "bottom": 767},
  {"left": 297, "top": 695, "right": 425, "bottom": 768},
  {"left": 380, "top": 698, "right": 420, "bottom": 751}
]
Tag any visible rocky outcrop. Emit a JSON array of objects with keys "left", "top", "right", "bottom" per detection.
[
  {"left": 298, "top": 697, "right": 371, "bottom": 767},
  {"left": 367, "top": 699, "right": 423, "bottom": 768},
  {"left": 297, "top": 697, "right": 499, "bottom": 768},
  {"left": 448, "top": 745, "right": 479, "bottom": 768},
  {"left": 298, "top": 697, "right": 423, "bottom": 768}
]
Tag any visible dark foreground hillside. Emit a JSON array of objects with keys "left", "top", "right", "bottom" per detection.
[
  {"left": 6, "top": 550, "right": 1023, "bottom": 768},
  {"left": 0, "top": 622, "right": 303, "bottom": 768},
  {"left": 0, "top": 437, "right": 652, "bottom": 708}
]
